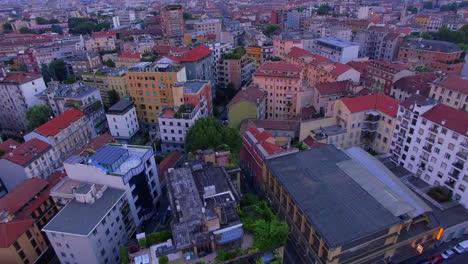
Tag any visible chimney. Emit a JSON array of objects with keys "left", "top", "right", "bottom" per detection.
[
  {"left": 441, "top": 119, "right": 446, "bottom": 126},
  {"left": 416, "top": 90, "right": 420, "bottom": 95}
]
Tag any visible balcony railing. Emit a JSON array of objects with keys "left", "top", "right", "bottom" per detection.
[
  {"left": 453, "top": 161, "right": 464, "bottom": 170},
  {"left": 456, "top": 151, "right": 468, "bottom": 160},
  {"left": 445, "top": 180, "right": 455, "bottom": 189},
  {"left": 449, "top": 170, "right": 460, "bottom": 179},
  {"left": 422, "top": 145, "right": 432, "bottom": 152},
  {"left": 426, "top": 137, "right": 435, "bottom": 143},
  {"left": 428, "top": 127, "right": 438, "bottom": 133},
  {"left": 419, "top": 155, "right": 429, "bottom": 162}
]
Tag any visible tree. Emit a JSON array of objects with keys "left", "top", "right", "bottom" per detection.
[
  {"left": 183, "top": 12, "right": 194, "bottom": 20},
  {"left": 40, "top": 63, "right": 52, "bottom": 83},
  {"left": 158, "top": 256, "right": 169, "bottom": 264},
  {"left": 226, "top": 82, "right": 237, "bottom": 100},
  {"left": 185, "top": 117, "right": 242, "bottom": 154},
  {"left": 317, "top": 4, "right": 333, "bottom": 15},
  {"left": 49, "top": 60, "right": 68, "bottom": 82},
  {"left": 63, "top": 76, "right": 76, "bottom": 84},
  {"left": 252, "top": 218, "right": 289, "bottom": 252},
  {"left": 121, "top": 247, "right": 130, "bottom": 264},
  {"left": 104, "top": 59, "right": 116, "bottom": 68},
  {"left": 423, "top": 1, "right": 434, "bottom": 9},
  {"left": 26, "top": 105, "right": 51, "bottom": 130},
  {"left": 263, "top": 24, "right": 279, "bottom": 37},
  {"left": 406, "top": 6, "right": 418, "bottom": 13},
  {"left": 108, "top": 89, "right": 120, "bottom": 106},
  {"left": 19, "top": 27, "right": 34, "bottom": 34},
  {"left": 35, "top": 17, "right": 49, "bottom": 25},
  {"left": 51, "top": 24, "right": 63, "bottom": 34},
  {"left": 19, "top": 63, "right": 28, "bottom": 72}
]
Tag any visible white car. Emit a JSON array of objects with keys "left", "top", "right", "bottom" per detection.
[{"left": 441, "top": 248, "right": 455, "bottom": 259}]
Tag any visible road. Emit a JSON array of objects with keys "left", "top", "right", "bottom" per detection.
[{"left": 399, "top": 235, "right": 468, "bottom": 264}]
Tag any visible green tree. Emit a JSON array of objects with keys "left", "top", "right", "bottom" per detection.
[
  {"left": 19, "top": 62, "right": 28, "bottom": 72},
  {"left": 104, "top": 59, "right": 116, "bottom": 68},
  {"left": 226, "top": 82, "right": 237, "bottom": 99},
  {"left": 252, "top": 218, "right": 289, "bottom": 252},
  {"left": 293, "top": 141, "right": 308, "bottom": 150},
  {"left": 51, "top": 24, "right": 63, "bottom": 34},
  {"left": 317, "top": 4, "right": 333, "bottom": 15},
  {"left": 423, "top": 1, "right": 434, "bottom": 9},
  {"left": 40, "top": 63, "right": 52, "bottom": 83},
  {"left": 63, "top": 76, "right": 76, "bottom": 84},
  {"left": 121, "top": 247, "right": 130, "bottom": 264},
  {"left": 406, "top": 6, "right": 418, "bottom": 14},
  {"left": 263, "top": 24, "right": 279, "bottom": 37},
  {"left": 108, "top": 89, "right": 120, "bottom": 106},
  {"left": 185, "top": 117, "right": 242, "bottom": 154},
  {"left": 146, "top": 231, "right": 172, "bottom": 245},
  {"left": 183, "top": 12, "right": 194, "bottom": 20},
  {"left": 35, "top": 17, "right": 49, "bottom": 24},
  {"left": 158, "top": 256, "right": 169, "bottom": 264},
  {"left": 26, "top": 105, "right": 51, "bottom": 130},
  {"left": 49, "top": 60, "right": 68, "bottom": 82},
  {"left": 19, "top": 27, "right": 34, "bottom": 34}
]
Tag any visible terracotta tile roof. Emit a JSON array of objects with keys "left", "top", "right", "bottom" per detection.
[
  {"left": 0, "top": 218, "right": 35, "bottom": 248},
  {"left": 227, "top": 87, "right": 266, "bottom": 109},
  {"left": 153, "top": 45, "right": 188, "bottom": 55},
  {"left": 347, "top": 61, "right": 368, "bottom": 76},
  {"left": 288, "top": 47, "right": 312, "bottom": 59},
  {"left": 92, "top": 31, "right": 116, "bottom": 37},
  {"left": 160, "top": 108, "right": 176, "bottom": 118},
  {"left": 174, "top": 44, "right": 213, "bottom": 62},
  {"left": 0, "top": 177, "right": 49, "bottom": 215},
  {"left": 0, "top": 72, "right": 41, "bottom": 84},
  {"left": 254, "top": 62, "right": 301, "bottom": 78},
  {"left": 252, "top": 119, "right": 300, "bottom": 131},
  {"left": 354, "top": 88, "right": 373, "bottom": 96},
  {"left": 158, "top": 151, "right": 183, "bottom": 182},
  {"left": 400, "top": 94, "right": 436, "bottom": 109},
  {"left": 393, "top": 72, "right": 441, "bottom": 97},
  {"left": 370, "top": 60, "right": 412, "bottom": 72},
  {"left": 422, "top": 104, "right": 468, "bottom": 135},
  {"left": 246, "top": 127, "right": 286, "bottom": 156},
  {"left": 330, "top": 63, "right": 353, "bottom": 76},
  {"left": 2, "top": 138, "right": 51, "bottom": 167},
  {"left": 435, "top": 75, "right": 468, "bottom": 94},
  {"left": 308, "top": 54, "right": 333, "bottom": 66},
  {"left": 118, "top": 51, "right": 141, "bottom": 59},
  {"left": 76, "top": 133, "right": 115, "bottom": 155},
  {"left": 0, "top": 139, "right": 21, "bottom": 154},
  {"left": 47, "top": 170, "right": 67, "bottom": 186},
  {"left": 315, "top": 81, "right": 350, "bottom": 95},
  {"left": 341, "top": 94, "right": 399, "bottom": 117},
  {"left": 35, "top": 108, "right": 85, "bottom": 137},
  {"left": 301, "top": 105, "right": 317, "bottom": 117},
  {"left": 304, "top": 136, "right": 327, "bottom": 149}
]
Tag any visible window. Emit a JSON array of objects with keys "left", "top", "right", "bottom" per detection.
[
  {"left": 18, "top": 250, "right": 26, "bottom": 259},
  {"left": 56, "top": 242, "right": 62, "bottom": 247},
  {"left": 445, "top": 153, "right": 451, "bottom": 160},
  {"left": 31, "top": 239, "right": 37, "bottom": 247},
  {"left": 105, "top": 229, "right": 110, "bottom": 235},
  {"left": 101, "top": 248, "right": 106, "bottom": 256},
  {"left": 13, "top": 242, "right": 20, "bottom": 250},
  {"left": 26, "top": 230, "right": 32, "bottom": 239},
  {"left": 61, "top": 252, "right": 66, "bottom": 257},
  {"left": 35, "top": 247, "right": 41, "bottom": 255}
]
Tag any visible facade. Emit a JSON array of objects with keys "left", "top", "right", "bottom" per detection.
[
  {"left": 398, "top": 39, "right": 464, "bottom": 74},
  {"left": 0, "top": 178, "right": 59, "bottom": 264},
  {"left": 0, "top": 72, "right": 47, "bottom": 134},
  {"left": 115, "top": 52, "right": 142, "bottom": 67},
  {"left": 161, "top": 5, "right": 185, "bottom": 38},
  {"left": 126, "top": 62, "right": 187, "bottom": 125},
  {"left": 205, "top": 42, "right": 234, "bottom": 88},
  {"left": 106, "top": 99, "right": 140, "bottom": 143},
  {"left": 217, "top": 48, "right": 255, "bottom": 90},
  {"left": 263, "top": 145, "right": 441, "bottom": 264},
  {"left": 354, "top": 26, "right": 402, "bottom": 60},
  {"left": 17, "top": 48, "right": 40, "bottom": 73},
  {"left": 227, "top": 86, "right": 266, "bottom": 128},
  {"left": 253, "top": 62, "right": 304, "bottom": 120},
  {"left": 429, "top": 75, "right": 468, "bottom": 111},
  {"left": 310, "top": 81, "right": 352, "bottom": 116},
  {"left": 368, "top": 60, "right": 414, "bottom": 95},
  {"left": 0, "top": 139, "right": 55, "bottom": 191},
  {"left": 24, "top": 108, "right": 92, "bottom": 167},
  {"left": 82, "top": 67, "right": 129, "bottom": 106},
  {"left": 63, "top": 144, "right": 161, "bottom": 226},
  {"left": 391, "top": 72, "right": 442, "bottom": 101},
  {"left": 85, "top": 32, "right": 117, "bottom": 52},
  {"left": 37, "top": 81, "right": 106, "bottom": 136},
  {"left": 391, "top": 96, "right": 468, "bottom": 207},
  {"left": 166, "top": 163, "right": 243, "bottom": 257},
  {"left": 194, "top": 19, "right": 222, "bottom": 41},
  {"left": 43, "top": 186, "right": 135, "bottom": 264},
  {"left": 308, "top": 37, "right": 359, "bottom": 64},
  {"left": 65, "top": 51, "right": 102, "bottom": 76},
  {"left": 301, "top": 94, "right": 399, "bottom": 154}
]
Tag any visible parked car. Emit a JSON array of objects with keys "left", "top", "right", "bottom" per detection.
[
  {"left": 441, "top": 249, "right": 455, "bottom": 259},
  {"left": 427, "top": 255, "right": 444, "bottom": 264},
  {"left": 453, "top": 240, "right": 468, "bottom": 254}
]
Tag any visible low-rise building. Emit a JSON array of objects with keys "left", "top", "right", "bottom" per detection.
[
  {"left": 368, "top": 60, "right": 414, "bottom": 95},
  {"left": 391, "top": 72, "right": 443, "bottom": 101},
  {"left": 63, "top": 144, "right": 161, "bottom": 226},
  {"left": 65, "top": 51, "right": 102, "bottom": 76},
  {"left": 227, "top": 86, "right": 266, "bottom": 128},
  {"left": 166, "top": 162, "right": 243, "bottom": 257},
  {"left": 82, "top": 67, "right": 129, "bottom": 106},
  {"left": 106, "top": 98, "right": 140, "bottom": 143},
  {"left": 263, "top": 145, "right": 441, "bottom": 264},
  {"left": 398, "top": 39, "right": 464, "bottom": 74},
  {"left": 0, "top": 178, "right": 59, "bottom": 264},
  {"left": 391, "top": 96, "right": 468, "bottom": 207},
  {"left": 0, "top": 72, "right": 47, "bottom": 134},
  {"left": 43, "top": 185, "right": 135, "bottom": 264},
  {"left": 308, "top": 37, "right": 359, "bottom": 64},
  {"left": 429, "top": 75, "right": 468, "bottom": 111},
  {"left": 115, "top": 52, "right": 142, "bottom": 67},
  {"left": 85, "top": 32, "right": 117, "bottom": 52}
]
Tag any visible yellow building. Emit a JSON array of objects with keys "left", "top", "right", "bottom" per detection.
[
  {"left": 429, "top": 75, "right": 468, "bottom": 112},
  {"left": 262, "top": 145, "right": 441, "bottom": 264},
  {"left": 126, "top": 62, "right": 187, "bottom": 124},
  {"left": 82, "top": 67, "right": 129, "bottom": 106},
  {"left": 247, "top": 46, "right": 262, "bottom": 69},
  {"left": 300, "top": 94, "right": 399, "bottom": 154},
  {"left": 0, "top": 178, "right": 59, "bottom": 264},
  {"left": 413, "top": 15, "right": 431, "bottom": 30}
]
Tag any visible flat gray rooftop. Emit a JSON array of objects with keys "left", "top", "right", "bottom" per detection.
[
  {"left": 265, "top": 145, "right": 401, "bottom": 248},
  {"left": 42, "top": 188, "right": 125, "bottom": 236},
  {"left": 316, "top": 37, "right": 359, "bottom": 48},
  {"left": 108, "top": 98, "right": 134, "bottom": 113},
  {"left": 184, "top": 81, "right": 208, "bottom": 94}
]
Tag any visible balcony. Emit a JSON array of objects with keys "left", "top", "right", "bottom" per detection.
[
  {"left": 402, "top": 113, "right": 411, "bottom": 120},
  {"left": 456, "top": 151, "right": 468, "bottom": 160},
  {"left": 448, "top": 170, "right": 460, "bottom": 179},
  {"left": 365, "top": 112, "right": 380, "bottom": 122},
  {"left": 362, "top": 122, "right": 378, "bottom": 132},
  {"left": 428, "top": 127, "right": 438, "bottom": 134},
  {"left": 401, "top": 122, "right": 409, "bottom": 129},
  {"left": 445, "top": 180, "right": 456, "bottom": 189},
  {"left": 461, "top": 141, "right": 468, "bottom": 148},
  {"left": 422, "top": 145, "right": 432, "bottom": 152},
  {"left": 425, "top": 136, "right": 435, "bottom": 143},
  {"left": 419, "top": 155, "right": 429, "bottom": 162},
  {"left": 453, "top": 161, "right": 464, "bottom": 170}
]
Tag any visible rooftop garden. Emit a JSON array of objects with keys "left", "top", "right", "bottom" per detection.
[
  {"left": 428, "top": 186, "right": 453, "bottom": 203},
  {"left": 165, "top": 4, "right": 182, "bottom": 10},
  {"left": 222, "top": 46, "right": 246, "bottom": 60}
]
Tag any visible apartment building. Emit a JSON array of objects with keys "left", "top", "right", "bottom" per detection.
[
  {"left": 217, "top": 47, "right": 255, "bottom": 90},
  {"left": 368, "top": 60, "right": 414, "bottom": 95},
  {"left": 43, "top": 185, "right": 135, "bottom": 264},
  {"left": 0, "top": 139, "right": 56, "bottom": 191},
  {"left": 253, "top": 62, "right": 304, "bottom": 120},
  {"left": 17, "top": 48, "right": 40, "bottom": 73},
  {"left": 63, "top": 143, "right": 161, "bottom": 226},
  {"left": 37, "top": 81, "right": 106, "bottom": 136},
  {"left": 194, "top": 19, "right": 222, "bottom": 41},
  {"left": 85, "top": 32, "right": 117, "bottom": 52},
  {"left": 205, "top": 42, "right": 233, "bottom": 87},
  {"left": 115, "top": 52, "right": 142, "bottom": 67},
  {"left": 398, "top": 39, "right": 464, "bottom": 74},
  {"left": 227, "top": 86, "right": 266, "bottom": 128},
  {"left": 391, "top": 72, "right": 442, "bottom": 101},
  {"left": 126, "top": 61, "right": 187, "bottom": 125},
  {"left": 354, "top": 26, "right": 402, "bottom": 60},
  {"left": 0, "top": 72, "right": 47, "bottom": 134},
  {"left": 301, "top": 94, "right": 399, "bottom": 154},
  {"left": 308, "top": 37, "right": 359, "bottom": 64},
  {"left": 263, "top": 145, "right": 441, "bottom": 264},
  {"left": 391, "top": 96, "right": 468, "bottom": 207},
  {"left": 429, "top": 75, "right": 468, "bottom": 111},
  {"left": 24, "top": 108, "right": 92, "bottom": 166},
  {"left": 65, "top": 51, "right": 102, "bottom": 76},
  {"left": 0, "top": 178, "right": 59, "bottom": 264},
  {"left": 82, "top": 67, "right": 129, "bottom": 106},
  {"left": 161, "top": 5, "right": 185, "bottom": 38},
  {"left": 310, "top": 81, "right": 352, "bottom": 115},
  {"left": 106, "top": 98, "right": 140, "bottom": 143}
]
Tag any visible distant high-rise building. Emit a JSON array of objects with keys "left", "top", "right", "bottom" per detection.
[{"left": 161, "top": 5, "right": 185, "bottom": 38}]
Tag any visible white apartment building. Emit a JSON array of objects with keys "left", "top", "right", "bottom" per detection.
[
  {"left": 24, "top": 108, "right": 92, "bottom": 166},
  {"left": 308, "top": 37, "right": 359, "bottom": 64},
  {"left": 106, "top": 99, "right": 140, "bottom": 143},
  {"left": 0, "top": 72, "right": 47, "bottom": 134},
  {"left": 158, "top": 103, "right": 207, "bottom": 154},
  {"left": 391, "top": 95, "right": 468, "bottom": 207},
  {"left": 0, "top": 138, "right": 56, "bottom": 191},
  {"left": 63, "top": 144, "right": 161, "bottom": 226},
  {"left": 43, "top": 185, "right": 136, "bottom": 264}
]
